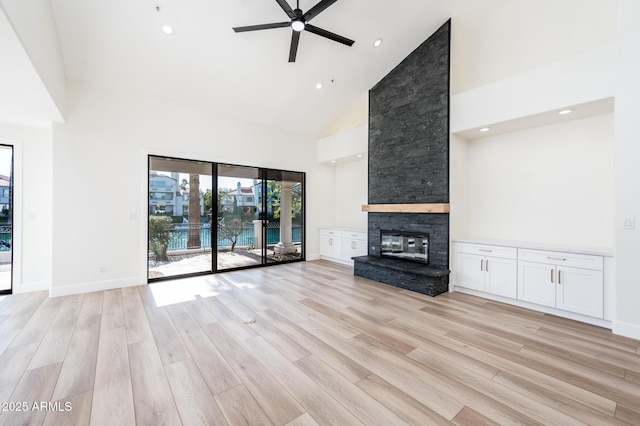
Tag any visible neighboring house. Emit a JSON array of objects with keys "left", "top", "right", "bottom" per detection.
[
  {"left": 149, "top": 172, "right": 204, "bottom": 217},
  {"left": 221, "top": 182, "right": 258, "bottom": 215},
  {"left": 0, "top": 174, "right": 10, "bottom": 218}
]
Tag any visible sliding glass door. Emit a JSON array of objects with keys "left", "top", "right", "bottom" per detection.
[
  {"left": 263, "top": 169, "right": 305, "bottom": 264},
  {"left": 148, "top": 156, "right": 304, "bottom": 281},
  {"left": 216, "top": 164, "right": 263, "bottom": 271},
  {"left": 0, "top": 145, "right": 12, "bottom": 293},
  {"left": 148, "top": 156, "right": 213, "bottom": 280}
]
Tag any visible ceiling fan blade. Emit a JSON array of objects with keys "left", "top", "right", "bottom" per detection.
[
  {"left": 303, "top": 0, "right": 338, "bottom": 21},
  {"left": 275, "top": 0, "right": 297, "bottom": 19},
  {"left": 305, "top": 24, "right": 354, "bottom": 46},
  {"left": 289, "top": 31, "right": 301, "bottom": 62},
  {"left": 233, "top": 22, "right": 291, "bottom": 32}
]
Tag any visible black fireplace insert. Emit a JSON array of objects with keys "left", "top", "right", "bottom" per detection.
[{"left": 380, "top": 230, "right": 429, "bottom": 264}]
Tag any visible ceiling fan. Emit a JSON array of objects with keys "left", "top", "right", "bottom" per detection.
[{"left": 232, "top": 0, "right": 355, "bottom": 62}]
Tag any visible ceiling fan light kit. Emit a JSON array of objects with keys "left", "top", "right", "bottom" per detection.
[{"left": 232, "top": 0, "right": 354, "bottom": 62}]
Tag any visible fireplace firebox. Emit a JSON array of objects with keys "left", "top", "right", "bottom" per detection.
[{"left": 380, "top": 230, "right": 429, "bottom": 265}]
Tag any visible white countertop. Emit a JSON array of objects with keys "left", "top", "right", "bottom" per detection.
[{"left": 453, "top": 238, "right": 613, "bottom": 257}]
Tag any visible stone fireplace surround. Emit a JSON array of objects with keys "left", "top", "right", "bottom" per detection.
[{"left": 353, "top": 20, "right": 451, "bottom": 297}]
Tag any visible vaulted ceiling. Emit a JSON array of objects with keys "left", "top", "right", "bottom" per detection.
[{"left": 2, "top": 0, "right": 508, "bottom": 137}]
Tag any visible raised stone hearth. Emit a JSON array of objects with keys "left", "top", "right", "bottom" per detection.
[{"left": 354, "top": 255, "right": 449, "bottom": 296}]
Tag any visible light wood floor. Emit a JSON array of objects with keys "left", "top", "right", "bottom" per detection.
[{"left": 1, "top": 260, "right": 639, "bottom": 425}]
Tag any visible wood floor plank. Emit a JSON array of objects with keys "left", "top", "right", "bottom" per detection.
[
  {"left": 284, "top": 412, "right": 320, "bottom": 426},
  {"left": 51, "top": 313, "right": 101, "bottom": 401},
  {"left": 295, "top": 355, "right": 409, "bottom": 426},
  {"left": 28, "top": 301, "right": 83, "bottom": 370},
  {"left": 168, "top": 311, "right": 240, "bottom": 395},
  {"left": 43, "top": 390, "right": 93, "bottom": 426},
  {"left": 128, "top": 339, "right": 182, "bottom": 425},
  {"left": 350, "top": 332, "right": 543, "bottom": 425},
  {"left": 90, "top": 327, "right": 135, "bottom": 426},
  {"left": 215, "top": 384, "right": 273, "bottom": 426},
  {"left": 100, "top": 289, "right": 124, "bottom": 330},
  {"left": 9, "top": 296, "right": 65, "bottom": 347},
  {"left": 0, "top": 363, "right": 62, "bottom": 426},
  {"left": 452, "top": 406, "right": 502, "bottom": 426},
  {"left": 355, "top": 373, "right": 450, "bottom": 425},
  {"left": 0, "top": 291, "right": 47, "bottom": 335},
  {"left": 0, "top": 342, "right": 38, "bottom": 402},
  {"left": 202, "top": 321, "right": 305, "bottom": 425},
  {"left": 122, "top": 288, "right": 154, "bottom": 344},
  {"left": 242, "top": 336, "right": 365, "bottom": 425},
  {"left": 297, "top": 318, "right": 464, "bottom": 421},
  {"left": 165, "top": 358, "right": 229, "bottom": 426},
  {"left": 259, "top": 308, "right": 372, "bottom": 383}
]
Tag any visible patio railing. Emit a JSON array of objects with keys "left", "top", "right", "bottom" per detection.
[
  {"left": 166, "top": 222, "right": 301, "bottom": 251},
  {"left": 0, "top": 225, "right": 11, "bottom": 251}
]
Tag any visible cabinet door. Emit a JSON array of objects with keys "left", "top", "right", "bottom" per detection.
[
  {"left": 456, "top": 253, "right": 485, "bottom": 291},
  {"left": 556, "top": 266, "right": 604, "bottom": 318},
  {"left": 348, "top": 238, "right": 368, "bottom": 258},
  {"left": 320, "top": 235, "right": 342, "bottom": 259},
  {"left": 517, "top": 261, "right": 556, "bottom": 308},
  {"left": 484, "top": 257, "right": 517, "bottom": 298}
]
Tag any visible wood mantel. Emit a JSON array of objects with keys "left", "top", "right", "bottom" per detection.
[{"left": 361, "top": 203, "right": 450, "bottom": 213}]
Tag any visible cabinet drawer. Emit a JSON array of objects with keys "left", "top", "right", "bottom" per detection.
[
  {"left": 518, "top": 249, "right": 603, "bottom": 271},
  {"left": 343, "top": 231, "right": 366, "bottom": 241},
  {"left": 455, "top": 243, "right": 517, "bottom": 260},
  {"left": 320, "top": 229, "right": 343, "bottom": 238}
]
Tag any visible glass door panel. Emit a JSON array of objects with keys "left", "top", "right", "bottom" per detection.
[
  {"left": 148, "top": 156, "right": 212, "bottom": 280},
  {"left": 0, "top": 145, "right": 12, "bottom": 293},
  {"left": 216, "top": 164, "right": 263, "bottom": 271},
  {"left": 263, "top": 169, "right": 304, "bottom": 264}
]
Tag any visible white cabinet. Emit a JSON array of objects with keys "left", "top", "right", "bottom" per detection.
[
  {"left": 455, "top": 243, "right": 517, "bottom": 298},
  {"left": 342, "top": 231, "right": 367, "bottom": 260},
  {"left": 320, "top": 229, "right": 367, "bottom": 265},
  {"left": 320, "top": 229, "right": 343, "bottom": 260},
  {"left": 517, "top": 249, "right": 603, "bottom": 318}
]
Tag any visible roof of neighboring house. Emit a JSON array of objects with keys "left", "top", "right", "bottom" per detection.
[{"left": 226, "top": 187, "right": 254, "bottom": 196}]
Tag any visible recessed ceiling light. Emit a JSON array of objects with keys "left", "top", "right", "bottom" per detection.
[
  {"left": 315, "top": 83, "right": 323, "bottom": 89},
  {"left": 373, "top": 38, "right": 383, "bottom": 48},
  {"left": 161, "top": 24, "right": 174, "bottom": 35},
  {"left": 356, "top": 154, "right": 363, "bottom": 158},
  {"left": 559, "top": 109, "right": 573, "bottom": 115},
  {"left": 480, "top": 127, "right": 491, "bottom": 132},
  {"left": 330, "top": 160, "right": 337, "bottom": 163}
]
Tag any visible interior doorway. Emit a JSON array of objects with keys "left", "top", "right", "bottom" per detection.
[{"left": 0, "top": 145, "right": 13, "bottom": 293}]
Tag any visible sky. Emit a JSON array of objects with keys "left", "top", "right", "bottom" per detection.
[{"left": 0, "top": 146, "right": 11, "bottom": 177}]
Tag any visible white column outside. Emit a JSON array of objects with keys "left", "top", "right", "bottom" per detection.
[{"left": 274, "top": 181, "right": 297, "bottom": 254}]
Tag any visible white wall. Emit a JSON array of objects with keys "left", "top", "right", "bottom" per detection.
[
  {"left": 452, "top": 0, "right": 617, "bottom": 94},
  {"left": 334, "top": 160, "right": 367, "bottom": 230},
  {"left": 613, "top": 0, "right": 640, "bottom": 339},
  {"left": 0, "top": 0, "right": 66, "bottom": 118},
  {"left": 465, "top": 114, "right": 614, "bottom": 249},
  {"left": 50, "top": 82, "right": 332, "bottom": 295},
  {"left": 0, "top": 123, "right": 53, "bottom": 293}
]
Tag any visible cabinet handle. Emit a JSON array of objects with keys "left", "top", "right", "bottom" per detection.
[
  {"left": 558, "top": 270, "right": 562, "bottom": 284},
  {"left": 480, "top": 259, "right": 484, "bottom": 271},
  {"left": 485, "top": 260, "right": 489, "bottom": 272},
  {"left": 479, "top": 249, "right": 493, "bottom": 253},
  {"left": 550, "top": 268, "right": 554, "bottom": 283},
  {"left": 547, "top": 256, "right": 567, "bottom": 261}
]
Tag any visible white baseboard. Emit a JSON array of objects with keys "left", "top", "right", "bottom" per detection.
[
  {"left": 49, "top": 276, "right": 145, "bottom": 297},
  {"left": 15, "top": 280, "right": 50, "bottom": 293},
  {"left": 613, "top": 320, "right": 640, "bottom": 340},
  {"left": 454, "top": 286, "right": 612, "bottom": 329},
  {"left": 306, "top": 253, "right": 321, "bottom": 261}
]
